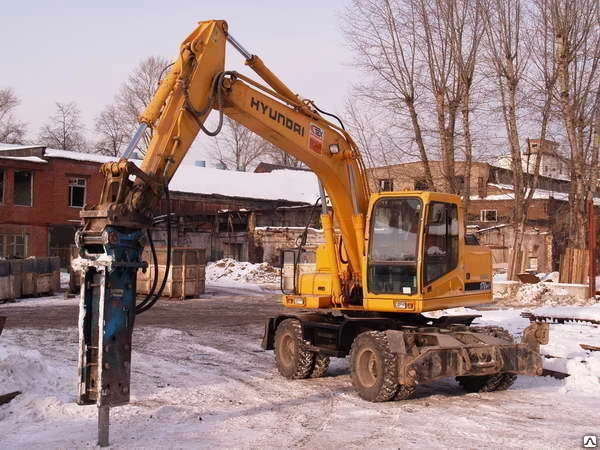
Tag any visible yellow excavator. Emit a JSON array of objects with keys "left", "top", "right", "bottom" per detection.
[{"left": 75, "top": 19, "right": 548, "bottom": 445}]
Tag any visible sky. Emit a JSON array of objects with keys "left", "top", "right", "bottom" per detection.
[{"left": 1, "top": 0, "right": 357, "bottom": 163}]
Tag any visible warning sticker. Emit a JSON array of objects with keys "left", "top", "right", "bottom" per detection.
[{"left": 309, "top": 123, "right": 324, "bottom": 153}]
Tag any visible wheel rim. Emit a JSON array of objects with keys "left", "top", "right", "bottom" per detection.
[
  {"left": 356, "top": 348, "right": 378, "bottom": 388},
  {"left": 279, "top": 333, "right": 295, "bottom": 367}
]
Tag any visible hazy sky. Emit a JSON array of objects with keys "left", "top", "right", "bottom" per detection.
[{"left": 2, "top": 0, "right": 358, "bottom": 162}]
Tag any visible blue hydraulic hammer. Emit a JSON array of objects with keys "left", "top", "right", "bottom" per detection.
[{"left": 75, "top": 227, "right": 146, "bottom": 446}]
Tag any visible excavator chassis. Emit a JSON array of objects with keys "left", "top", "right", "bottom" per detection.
[{"left": 262, "top": 312, "right": 549, "bottom": 399}]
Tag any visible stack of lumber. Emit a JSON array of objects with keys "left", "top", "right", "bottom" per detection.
[{"left": 559, "top": 247, "right": 589, "bottom": 283}]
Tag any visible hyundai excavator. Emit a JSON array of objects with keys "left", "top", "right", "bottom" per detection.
[{"left": 75, "top": 19, "right": 549, "bottom": 445}]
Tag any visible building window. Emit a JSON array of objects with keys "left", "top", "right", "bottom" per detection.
[
  {"left": 378, "top": 179, "right": 393, "bottom": 192},
  {"left": 480, "top": 209, "right": 498, "bottom": 222},
  {"left": 68, "top": 177, "right": 87, "bottom": 208},
  {"left": 0, "top": 169, "right": 4, "bottom": 203},
  {"left": 13, "top": 170, "right": 33, "bottom": 206},
  {"left": 414, "top": 179, "right": 430, "bottom": 190},
  {"left": 0, "top": 234, "right": 27, "bottom": 258}
]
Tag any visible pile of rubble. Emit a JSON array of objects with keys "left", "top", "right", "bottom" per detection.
[{"left": 205, "top": 258, "right": 280, "bottom": 284}]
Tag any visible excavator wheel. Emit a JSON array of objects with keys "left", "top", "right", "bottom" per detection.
[
  {"left": 394, "top": 384, "right": 416, "bottom": 401},
  {"left": 350, "top": 331, "right": 406, "bottom": 402},
  {"left": 456, "top": 326, "right": 518, "bottom": 393},
  {"left": 274, "top": 319, "right": 315, "bottom": 379},
  {"left": 310, "top": 354, "right": 330, "bottom": 378}
]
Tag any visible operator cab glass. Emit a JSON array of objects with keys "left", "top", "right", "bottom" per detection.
[
  {"left": 368, "top": 197, "right": 421, "bottom": 294},
  {"left": 423, "top": 202, "right": 459, "bottom": 284}
]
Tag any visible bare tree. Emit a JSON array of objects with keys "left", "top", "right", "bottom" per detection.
[
  {"left": 264, "top": 143, "right": 304, "bottom": 168},
  {"left": 0, "top": 88, "right": 27, "bottom": 144},
  {"left": 94, "top": 104, "right": 129, "bottom": 157},
  {"left": 38, "top": 102, "right": 86, "bottom": 151},
  {"left": 342, "top": 0, "right": 435, "bottom": 189},
  {"left": 482, "top": 0, "right": 531, "bottom": 279},
  {"left": 344, "top": 98, "right": 391, "bottom": 169},
  {"left": 446, "top": 0, "right": 485, "bottom": 210},
  {"left": 211, "top": 117, "right": 270, "bottom": 171},
  {"left": 115, "top": 55, "right": 171, "bottom": 150},
  {"left": 344, "top": 0, "right": 483, "bottom": 196},
  {"left": 415, "top": 0, "right": 464, "bottom": 193},
  {"left": 549, "top": 0, "right": 600, "bottom": 248},
  {"left": 482, "top": 0, "right": 560, "bottom": 279}
]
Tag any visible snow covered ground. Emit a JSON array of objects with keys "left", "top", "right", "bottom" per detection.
[{"left": 1, "top": 278, "right": 599, "bottom": 448}]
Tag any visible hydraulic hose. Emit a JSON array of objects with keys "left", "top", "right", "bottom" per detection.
[{"left": 136, "top": 185, "right": 172, "bottom": 314}]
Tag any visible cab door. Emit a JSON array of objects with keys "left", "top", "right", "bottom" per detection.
[{"left": 421, "top": 201, "right": 464, "bottom": 301}]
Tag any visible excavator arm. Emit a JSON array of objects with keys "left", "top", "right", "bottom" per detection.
[
  {"left": 79, "top": 19, "right": 368, "bottom": 280},
  {"left": 75, "top": 19, "right": 370, "bottom": 445}
]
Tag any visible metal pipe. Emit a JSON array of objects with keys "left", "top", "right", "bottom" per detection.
[
  {"left": 588, "top": 198, "right": 596, "bottom": 296},
  {"left": 121, "top": 123, "right": 148, "bottom": 159},
  {"left": 318, "top": 181, "right": 328, "bottom": 215},
  {"left": 346, "top": 165, "right": 359, "bottom": 215},
  {"left": 98, "top": 405, "right": 109, "bottom": 447},
  {"left": 226, "top": 33, "right": 252, "bottom": 60}
]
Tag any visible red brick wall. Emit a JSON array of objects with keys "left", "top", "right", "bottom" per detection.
[
  {"left": 0, "top": 223, "right": 47, "bottom": 257},
  {"left": 0, "top": 157, "right": 104, "bottom": 257},
  {"left": 0, "top": 157, "right": 103, "bottom": 227}
]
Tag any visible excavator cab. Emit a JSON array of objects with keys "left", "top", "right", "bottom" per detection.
[
  {"left": 366, "top": 195, "right": 421, "bottom": 296},
  {"left": 284, "top": 191, "right": 492, "bottom": 313},
  {"left": 362, "top": 191, "right": 493, "bottom": 313}
]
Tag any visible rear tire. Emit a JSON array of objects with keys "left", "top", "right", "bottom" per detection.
[
  {"left": 456, "top": 326, "right": 518, "bottom": 392},
  {"left": 310, "top": 354, "right": 330, "bottom": 378},
  {"left": 274, "top": 319, "right": 315, "bottom": 379},
  {"left": 350, "top": 331, "right": 400, "bottom": 402},
  {"left": 394, "top": 384, "right": 416, "bottom": 400}
]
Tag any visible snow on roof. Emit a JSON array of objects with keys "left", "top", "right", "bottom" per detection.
[
  {"left": 168, "top": 165, "right": 320, "bottom": 203},
  {"left": 472, "top": 184, "right": 600, "bottom": 206},
  {"left": 0, "top": 143, "right": 319, "bottom": 203},
  {"left": 0, "top": 143, "right": 121, "bottom": 164},
  {"left": 0, "top": 155, "right": 47, "bottom": 163},
  {"left": 43, "top": 148, "right": 119, "bottom": 164},
  {"left": 490, "top": 154, "right": 570, "bottom": 181},
  {"left": 488, "top": 183, "right": 514, "bottom": 191},
  {"left": 0, "top": 143, "right": 46, "bottom": 152}
]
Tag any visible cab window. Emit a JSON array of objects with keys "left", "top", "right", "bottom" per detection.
[
  {"left": 368, "top": 197, "right": 421, "bottom": 295},
  {"left": 424, "top": 202, "right": 459, "bottom": 284}
]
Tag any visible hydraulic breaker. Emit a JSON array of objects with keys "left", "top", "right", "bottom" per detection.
[{"left": 75, "top": 227, "right": 145, "bottom": 446}]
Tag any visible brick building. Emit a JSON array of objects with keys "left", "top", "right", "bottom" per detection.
[
  {"left": 0, "top": 144, "right": 320, "bottom": 266},
  {"left": 0, "top": 145, "right": 108, "bottom": 262}
]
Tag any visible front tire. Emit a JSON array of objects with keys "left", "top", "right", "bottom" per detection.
[
  {"left": 350, "top": 331, "right": 401, "bottom": 402},
  {"left": 274, "top": 319, "right": 315, "bottom": 379}
]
